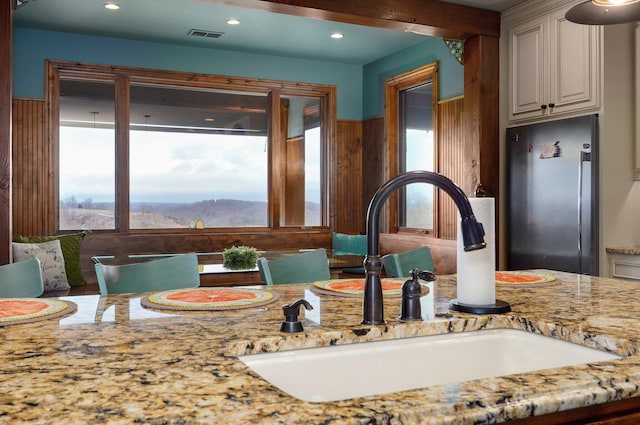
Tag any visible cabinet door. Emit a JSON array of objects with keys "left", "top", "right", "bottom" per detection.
[
  {"left": 547, "top": 7, "right": 600, "bottom": 116},
  {"left": 509, "top": 16, "right": 547, "bottom": 121}
]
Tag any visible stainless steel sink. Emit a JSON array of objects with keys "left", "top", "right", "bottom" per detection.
[{"left": 239, "top": 328, "right": 621, "bottom": 402}]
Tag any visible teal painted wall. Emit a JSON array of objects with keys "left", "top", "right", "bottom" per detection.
[
  {"left": 12, "top": 28, "right": 464, "bottom": 121},
  {"left": 12, "top": 28, "right": 363, "bottom": 120},
  {"left": 362, "top": 37, "right": 464, "bottom": 120}
]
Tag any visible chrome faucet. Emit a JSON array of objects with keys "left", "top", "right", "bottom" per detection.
[{"left": 362, "top": 170, "right": 487, "bottom": 325}]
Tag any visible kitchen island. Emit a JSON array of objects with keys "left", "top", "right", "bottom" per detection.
[{"left": 2, "top": 271, "right": 640, "bottom": 424}]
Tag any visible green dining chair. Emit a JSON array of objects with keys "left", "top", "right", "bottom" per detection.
[
  {"left": 0, "top": 258, "right": 45, "bottom": 298},
  {"left": 381, "top": 246, "right": 435, "bottom": 278},
  {"left": 331, "top": 232, "right": 366, "bottom": 274},
  {"left": 331, "top": 232, "right": 366, "bottom": 256},
  {"left": 94, "top": 252, "right": 200, "bottom": 295},
  {"left": 257, "top": 248, "right": 331, "bottom": 285}
]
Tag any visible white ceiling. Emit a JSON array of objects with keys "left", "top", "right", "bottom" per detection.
[{"left": 13, "top": 0, "right": 530, "bottom": 65}]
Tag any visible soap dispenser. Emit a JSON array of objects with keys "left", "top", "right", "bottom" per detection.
[
  {"left": 280, "top": 299, "right": 313, "bottom": 333},
  {"left": 399, "top": 268, "right": 435, "bottom": 322}
]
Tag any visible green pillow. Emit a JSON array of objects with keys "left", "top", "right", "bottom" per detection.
[{"left": 14, "top": 232, "right": 87, "bottom": 287}]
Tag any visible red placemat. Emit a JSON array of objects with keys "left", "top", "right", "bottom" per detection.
[
  {"left": 0, "top": 298, "right": 77, "bottom": 326},
  {"left": 312, "top": 278, "right": 406, "bottom": 298},
  {"left": 141, "top": 287, "right": 279, "bottom": 311},
  {"left": 452, "top": 271, "right": 558, "bottom": 287},
  {"left": 494, "top": 271, "right": 557, "bottom": 286}
]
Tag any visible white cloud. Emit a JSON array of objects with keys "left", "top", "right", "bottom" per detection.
[{"left": 60, "top": 127, "right": 271, "bottom": 202}]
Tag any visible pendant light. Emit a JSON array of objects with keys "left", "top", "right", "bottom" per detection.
[{"left": 565, "top": 0, "right": 640, "bottom": 25}]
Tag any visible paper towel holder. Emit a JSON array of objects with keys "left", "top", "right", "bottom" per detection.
[{"left": 449, "top": 299, "right": 511, "bottom": 314}]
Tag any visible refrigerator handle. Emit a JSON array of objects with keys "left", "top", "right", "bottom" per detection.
[{"left": 577, "top": 150, "right": 588, "bottom": 275}]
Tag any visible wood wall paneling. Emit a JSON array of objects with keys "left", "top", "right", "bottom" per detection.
[
  {"left": 437, "top": 96, "right": 465, "bottom": 240},
  {"left": 362, "top": 117, "right": 385, "bottom": 226},
  {"left": 0, "top": 2, "right": 11, "bottom": 263},
  {"left": 331, "top": 120, "right": 364, "bottom": 234},
  {"left": 12, "top": 99, "right": 53, "bottom": 239}
]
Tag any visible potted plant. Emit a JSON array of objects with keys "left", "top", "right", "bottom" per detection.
[{"left": 222, "top": 245, "right": 259, "bottom": 270}]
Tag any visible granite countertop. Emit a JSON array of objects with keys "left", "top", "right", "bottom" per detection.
[
  {"left": 606, "top": 246, "right": 640, "bottom": 255},
  {"left": 2, "top": 271, "right": 640, "bottom": 424}
]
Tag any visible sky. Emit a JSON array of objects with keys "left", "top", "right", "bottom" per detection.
[
  {"left": 59, "top": 126, "right": 321, "bottom": 204},
  {"left": 405, "top": 128, "right": 435, "bottom": 228}
]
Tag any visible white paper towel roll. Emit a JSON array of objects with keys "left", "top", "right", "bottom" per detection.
[{"left": 456, "top": 197, "right": 496, "bottom": 305}]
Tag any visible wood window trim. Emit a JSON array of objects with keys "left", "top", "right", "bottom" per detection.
[
  {"left": 383, "top": 62, "right": 439, "bottom": 236},
  {"left": 46, "top": 60, "right": 336, "bottom": 233},
  {"left": 114, "top": 75, "right": 130, "bottom": 232}
]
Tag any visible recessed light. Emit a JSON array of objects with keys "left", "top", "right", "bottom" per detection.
[
  {"left": 204, "top": 117, "right": 215, "bottom": 122},
  {"left": 226, "top": 18, "right": 241, "bottom": 25},
  {"left": 331, "top": 32, "right": 344, "bottom": 39},
  {"left": 104, "top": 2, "right": 120, "bottom": 10}
]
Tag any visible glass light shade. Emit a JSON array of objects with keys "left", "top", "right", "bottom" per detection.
[
  {"left": 566, "top": 0, "right": 640, "bottom": 24},
  {"left": 593, "top": 0, "right": 640, "bottom": 5}
]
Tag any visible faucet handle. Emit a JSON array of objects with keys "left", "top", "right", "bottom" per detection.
[
  {"left": 280, "top": 299, "right": 313, "bottom": 333},
  {"left": 399, "top": 269, "right": 435, "bottom": 322},
  {"left": 411, "top": 268, "right": 436, "bottom": 283},
  {"left": 399, "top": 269, "right": 426, "bottom": 322}
]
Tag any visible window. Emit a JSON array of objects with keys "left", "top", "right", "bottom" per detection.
[
  {"left": 128, "top": 85, "right": 269, "bottom": 228},
  {"left": 51, "top": 62, "right": 335, "bottom": 232},
  {"left": 398, "top": 83, "right": 435, "bottom": 230},
  {"left": 282, "top": 95, "right": 322, "bottom": 227},
  {"left": 59, "top": 79, "right": 116, "bottom": 230},
  {"left": 384, "top": 62, "right": 438, "bottom": 234},
  {"left": 303, "top": 126, "right": 322, "bottom": 226}
]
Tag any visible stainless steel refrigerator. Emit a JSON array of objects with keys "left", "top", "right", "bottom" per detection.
[{"left": 506, "top": 114, "right": 599, "bottom": 275}]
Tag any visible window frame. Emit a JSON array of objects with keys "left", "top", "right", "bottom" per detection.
[
  {"left": 383, "top": 62, "right": 439, "bottom": 236},
  {"left": 47, "top": 60, "right": 336, "bottom": 233}
]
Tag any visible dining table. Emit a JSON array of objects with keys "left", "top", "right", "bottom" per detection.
[{"left": 90, "top": 249, "right": 366, "bottom": 289}]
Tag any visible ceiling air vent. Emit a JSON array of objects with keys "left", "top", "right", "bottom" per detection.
[{"left": 188, "top": 29, "right": 224, "bottom": 39}]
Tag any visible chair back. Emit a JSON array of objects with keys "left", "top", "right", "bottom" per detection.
[
  {"left": 381, "top": 246, "right": 434, "bottom": 277},
  {"left": 257, "top": 248, "right": 331, "bottom": 285},
  {"left": 0, "top": 258, "right": 45, "bottom": 298},
  {"left": 94, "top": 253, "right": 200, "bottom": 295},
  {"left": 331, "top": 232, "right": 366, "bottom": 274},
  {"left": 331, "top": 232, "right": 366, "bottom": 255}
]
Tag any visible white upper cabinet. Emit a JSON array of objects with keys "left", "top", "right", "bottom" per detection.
[{"left": 507, "top": 2, "right": 601, "bottom": 123}]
